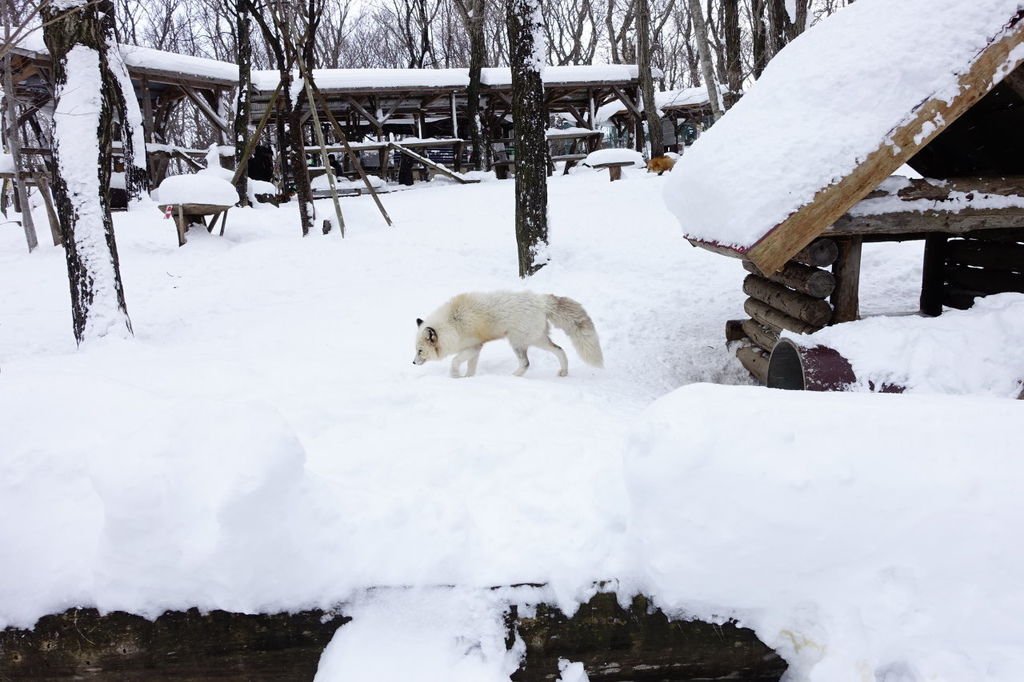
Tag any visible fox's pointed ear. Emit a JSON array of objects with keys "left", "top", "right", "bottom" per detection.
[
  {"left": 426, "top": 327, "right": 437, "bottom": 344},
  {"left": 416, "top": 318, "right": 423, "bottom": 327}
]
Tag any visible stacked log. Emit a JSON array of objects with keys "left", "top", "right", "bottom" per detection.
[
  {"left": 945, "top": 231, "right": 1024, "bottom": 309},
  {"left": 921, "top": 229, "right": 1024, "bottom": 313},
  {"left": 727, "top": 239, "right": 838, "bottom": 383}
]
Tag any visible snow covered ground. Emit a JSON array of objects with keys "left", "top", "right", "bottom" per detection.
[{"left": 2, "top": 168, "right": 1021, "bottom": 681}]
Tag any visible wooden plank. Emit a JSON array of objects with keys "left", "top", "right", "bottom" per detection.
[
  {"left": 829, "top": 206, "right": 1024, "bottom": 237},
  {"left": 830, "top": 237, "right": 863, "bottom": 323},
  {"left": 33, "top": 173, "right": 62, "bottom": 246},
  {"left": 179, "top": 82, "right": 231, "bottom": 134},
  {"left": 610, "top": 85, "right": 642, "bottom": 118},
  {"left": 298, "top": 63, "right": 346, "bottom": 237},
  {"left": 742, "top": 274, "right": 834, "bottom": 326},
  {"left": 387, "top": 143, "right": 479, "bottom": 184},
  {"left": 232, "top": 80, "right": 284, "bottom": 186},
  {"left": 744, "top": 15, "right": 1024, "bottom": 274}
]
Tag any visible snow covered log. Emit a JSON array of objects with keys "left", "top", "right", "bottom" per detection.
[
  {"left": 726, "top": 318, "right": 780, "bottom": 352},
  {"left": 0, "top": 594, "right": 787, "bottom": 681},
  {"left": 735, "top": 345, "right": 770, "bottom": 385}
]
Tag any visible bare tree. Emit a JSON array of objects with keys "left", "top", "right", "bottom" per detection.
[
  {"left": 506, "top": 0, "right": 548, "bottom": 277},
  {"left": 686, "top": 0, "right": 721, "bottom": 119},
  {"left": 454, "top": 0, "right": 488, "bottom": 169},
  {"left": 635, "top": 0, "right": 662, "bottom": 156},
  {"left": 41, "top": 0, "right": 132, "bottom": 343}
]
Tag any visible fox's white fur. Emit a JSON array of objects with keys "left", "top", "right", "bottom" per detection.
[{"left": 414, "top": 291, "right": 604, "bottom": 378}]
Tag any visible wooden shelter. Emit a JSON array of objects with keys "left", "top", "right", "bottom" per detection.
[
  {"left": 5, "top": 35, "right": 239, "bottom": 190},
  {"left": 248, "top": 65, "right": 654, "bottom": 181},
  {"left": 595, "top": 85, "right": 721, "bottom": 151},
  {"left": 663, "top": 1, "right": 1024, "bottom": 389}
]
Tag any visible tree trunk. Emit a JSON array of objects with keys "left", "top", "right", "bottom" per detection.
[
  {"left": 751, "top": 0, "right": 768, "bottom": 78},
  {"left": 506, "top": 0, "right": 549, "bottom": 278},
  {"left": 285, "top": 90, "right": 315, "bottom": 235},
  {"left": 686, "top": 0, "right": 723, "bottom": 120},
  {"left": 457, "top": 0, "right": 487, "bottom": 170},
  {"left": 41, "top": 0, "right": 132, "bottom": 344},
  {"left": 722, "top": 0, "right": 742, "bottom": 105},
  {"left": 234, "top": 0, "right": 252, "bottom": 206},
  {"left": 635, "top": 0, "right": 662, "bottom": 157}
]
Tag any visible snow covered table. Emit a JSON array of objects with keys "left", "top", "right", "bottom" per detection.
[
  {"left": 582, "top": 148, "right": 644, "bottom": 182},
  {"left": 156, "top": 174, "right": 238, "bottom": 246}
]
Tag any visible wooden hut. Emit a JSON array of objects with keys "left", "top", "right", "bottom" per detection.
[{"left": 662, "top": 0, "right": 1024, "bottom": 389}]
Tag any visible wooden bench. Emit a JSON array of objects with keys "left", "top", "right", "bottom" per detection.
[
  {"left": 158, "top": 203, "right": 232, "bottom": 246},
  {"left": 588, "top": 160, "right": 636, "bottom": 181}
]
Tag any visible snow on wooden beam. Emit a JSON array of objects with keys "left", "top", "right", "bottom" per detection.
[{"left": 743, "top": 14, "right": 1024, "bottom": 274}]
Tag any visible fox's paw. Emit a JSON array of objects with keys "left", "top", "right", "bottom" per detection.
[{"left": 558, "top": 369, "right": 568, "bottom": 377}]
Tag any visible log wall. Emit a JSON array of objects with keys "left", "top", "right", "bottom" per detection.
[
  {"left": 921, "top": 229, "right": 1024, "bottom": 314},
  {"left": 728, "top": 238, "right": 839, "bottom": 384},
  {"left": 0, "top": 593, "right": 786, "bottom": 681}
]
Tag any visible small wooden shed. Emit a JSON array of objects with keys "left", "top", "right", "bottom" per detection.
[{"left": 663, "top": 0, "right": 1024, "bottom": 389}]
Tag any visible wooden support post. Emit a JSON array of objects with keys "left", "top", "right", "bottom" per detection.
[
  {"left": 451, "top": 93, "right": 458, "bottom": 139},
  {"left": 297, "top": 62, "right": 346, "bottom": 238},
  {"left": 830, "top": 237, "right": 863, "bottom": 323},
  {"left": 920, "top": 234, "right": 949, "bottom": 316},
  {"left": 4, "top": 54, "right": 38, "bottom": 252},
  {"left": 176, "top": 204, "right": 186, "bottom": 247},
  {"left": 34, "top": 173, "right": 62, "bottom": 246},
  {"left": 309, "top": 83, "right": 393, "bottom": 227},
  {"left": 231, "top": 81, "right": 283, "bottom": 187}
]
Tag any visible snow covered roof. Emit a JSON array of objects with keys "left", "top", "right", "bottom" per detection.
[
  {"left": 480, "top": 64, "right": 657, "bottom": 87},
  {"left": 595, "top": 85, "right": 719, "bottom": 123},
  {"left": 250, "top": 65, "right": 655, "bottom": 93},
  {"left": 664, "top": 0, "right": 1024, "bottom": 274},
  {"left": 14, "top": 31, "right": 238, "bottom": 85},
  {"left": 252, "top": 68, "right": 469, "bottom": 92}
]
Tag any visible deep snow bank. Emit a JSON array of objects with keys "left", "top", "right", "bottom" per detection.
[{"left": 626, "top": 383, "right": 1023, "bottom": 681}]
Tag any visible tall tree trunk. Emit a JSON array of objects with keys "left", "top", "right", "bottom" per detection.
[
  {"left": 722, "top": 0, "right": 741, "bottom": 106},
  {"left": 285, "top": 90, "right": 315, "bottom": 235},
  {"left": 506, "top": 0, "right": 549, "bottom": 278},
  {"left": 635, "top": 0, "right": 662, "bottom": 157},
  {"left": 42, "top": 0, "right": 132, "bottom": 344},
  {"left": 234, "top": 0, "right": 251, "bottom": 206},
  {"left": 457, "top": 0, "right": 487, "bottom": 170},
  {"left": 686, "top": 0, "right": 722, "bottom": 120},
  {"left": 750, "top": 0, "right": 768, "bottom": 78}
]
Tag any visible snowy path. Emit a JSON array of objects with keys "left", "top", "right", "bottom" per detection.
[{"left": 2, "top": 169, "right": 964, "bottom": 682}]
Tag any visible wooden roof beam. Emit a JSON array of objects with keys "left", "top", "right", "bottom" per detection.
[{"left": 743, "top": 14, "right": 1024, "bottom": 274}]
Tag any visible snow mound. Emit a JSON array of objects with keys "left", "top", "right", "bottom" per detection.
[
  {"left": 626, "top": 383, "right": 1024, "bottom": 681},
  {"left": 0, "top": 364, "right": 310, "bottom": 625},
  {"left": 157, "top": 174, "right": 237, "bottom": 206},
  {"left": 787, "top": 292, "right": 1024, "bottom": 397},
  {"left": 583, "top": 149, "right": 645, "bottom": 167},
  {"left": 663, "top": 0, "right": 1024, "bottom": 249}
]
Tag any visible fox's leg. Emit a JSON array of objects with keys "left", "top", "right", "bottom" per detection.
[
  {"left": 535, "top": 336, "right": 569, "bottom": 377},
  {"left": 512, "top": 346, "right": 530, "bottom": 376},
  {"left": 465, "top": 345, "right": 482, "bottom": 377},
  {"left": 451, "top": 345, "right": 484, "bottom": 378}
]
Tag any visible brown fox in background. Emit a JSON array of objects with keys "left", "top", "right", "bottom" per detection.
[{"left": 646, "top": 155, "right": 676, "bottom": 175}]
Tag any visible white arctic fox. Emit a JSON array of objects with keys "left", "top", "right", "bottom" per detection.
[{"left": 413, "top": 291, "right": 604, "bottom": 378}]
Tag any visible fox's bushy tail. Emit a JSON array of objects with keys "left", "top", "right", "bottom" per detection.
[{"left": 545, "top": 295, "right": 604, "bottom": 368}]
